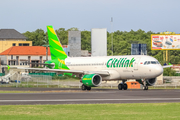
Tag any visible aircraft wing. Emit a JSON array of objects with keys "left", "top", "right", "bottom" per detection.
[
  {"left": 162, "top": 65, "right": 173, "bottom": 68},
  {"left": 16, "top": 67, "right": 110, "bottom": 76}
]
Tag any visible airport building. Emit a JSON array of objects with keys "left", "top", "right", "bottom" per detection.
[
  {"left": 68, "top": 31, "right": 81, "bottom": 57},
  {"left": 91, "top": 28, "right": 107, "bottom": 56},
  {"left": 0, "top": 45, "right": 90, "bottom": 66},
  {"left": 0, "top": 46, "right": 51, "bottom": 67},
  {"left": 0, "top": 29, "right": 32, "bottom": 53},
  {"left": 131, "top": 44, "right": 147, "bottom": 55}
]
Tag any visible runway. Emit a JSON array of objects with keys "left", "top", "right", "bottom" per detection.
[{"left": 0, "top": 88, "right": 180, "bottom": 105}]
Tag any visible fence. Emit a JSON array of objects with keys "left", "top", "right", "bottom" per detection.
[
  {"left": 1, "top": 74, "right": 180, "bottom": 89},
  {"left": 21, "top": 75, "right": 53, "bottom": 88},
  {"left": 0, "top": 75, "right": 82, "bottom": 88},
  {"left": 150, "top": 84, "right": 180, "bottom": 89}
]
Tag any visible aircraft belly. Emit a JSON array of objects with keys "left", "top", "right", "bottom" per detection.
[
  {"left": 118, "top": 69, "right": 140, "bottom": 79},
  {"left": 102, "top": 69, "right": 120, "bottom": 80},
  {"left": 131, "top": 71, "right": 141, "bottom": 79},
  {"left": 119, "top": 69, "right": 132, "bottom": 79}
]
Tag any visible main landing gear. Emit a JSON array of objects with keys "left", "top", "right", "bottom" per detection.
[
  {"left": 143, "top": 79, "right": 148, "bottom": 90},
  {"left": 118, "top": 81, "right": 128, "bottom": 90},
  {"left": 81, "top": 84, "right": 91, "bottom": 91}
]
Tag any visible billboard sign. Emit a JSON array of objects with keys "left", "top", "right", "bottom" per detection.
[{"left": 151, "top": 34, "right": 180, "bottom": 50}]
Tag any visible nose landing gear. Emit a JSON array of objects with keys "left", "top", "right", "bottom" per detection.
[
  {"left": 143, "top": 80, "right": 148, "bottom": 90},
  {"left": 143, "top": 86, "right": 148, "bottom": 90}
]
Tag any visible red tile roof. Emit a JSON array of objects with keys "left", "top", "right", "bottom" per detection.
[{"left": 0, "top": 46, "right": 51, "bottom": 55}]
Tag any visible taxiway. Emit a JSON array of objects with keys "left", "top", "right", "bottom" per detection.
[{"left": 0, "top": 88, "right": 180, "bottom": 105}]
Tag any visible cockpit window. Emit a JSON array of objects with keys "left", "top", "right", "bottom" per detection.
[
  {"left": 151, "top": 61, "right": 156, "bottom": 64},
  {"left": 147, "top": 61, "right": 150, "bottom": 65}
]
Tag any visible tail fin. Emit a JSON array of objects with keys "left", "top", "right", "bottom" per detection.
[
  {"left": 7, "top": 65, "right": 10, "bottom": 71},
  {"left": 47, "top": 26, "right": 67, "bottom": 60}
]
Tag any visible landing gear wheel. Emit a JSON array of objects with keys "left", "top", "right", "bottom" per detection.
[
  {"left": 118, "top": 84, "right": 124, "bottom": 90},
  {"left": 81, "top": 84, "right": 87, "bottom": 90},
  {"left": 87, "top": 87, "right": 91, "bottom": 91},
  {"left": 143, "top": 86, "right": 146, "bottom": 90},
  {"left": 124, "top": 83, "right": 128, "bottom": 90},
  {"left": 143, "top": 86, "right": 148, "bottom": 90}
]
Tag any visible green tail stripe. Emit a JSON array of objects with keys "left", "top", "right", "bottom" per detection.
[
  {"left": 47, "top": 26, "right": 67, "bottom": 60},
  {"left": 7, "top": 65, "right": 10, "bottom": 71}
]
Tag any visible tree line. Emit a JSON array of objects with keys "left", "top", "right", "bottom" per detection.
[{"left": 23, "top": 28, "right": 180, "bottom": 65}]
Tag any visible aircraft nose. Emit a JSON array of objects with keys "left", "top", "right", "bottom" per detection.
[{"left": 154, "top": 66, "right": 163, "bottom": 76}]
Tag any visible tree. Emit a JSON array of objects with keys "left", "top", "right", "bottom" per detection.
[
  {"left": 81, "top": 31, "right": 91, "bottom": 52},
  {"left": 163, "top": 67, "right": 176, "bottom": 76},
  {"left": 23, "top": 29, "right": 46, "bottom": 46},
  {"left": 23, "top": 27, "right": 180, "bottom": 66},
  {"left": 55, "top": 28, "right": 68, "bottom": 45},
  {"left": 67, "top": 27, "right": 79, "bottom": 31}
]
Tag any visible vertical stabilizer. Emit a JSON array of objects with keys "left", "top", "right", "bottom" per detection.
[{"left": 47, "top": 26, "right": 67, "bottom": 60}]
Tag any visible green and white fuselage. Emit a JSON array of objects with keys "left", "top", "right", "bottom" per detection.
[
  {"left": 17, "top": 25, "right": 172, "bottom": 90},
  {"left": 47, "top": 55, "right": 163, "bottom": 80}
]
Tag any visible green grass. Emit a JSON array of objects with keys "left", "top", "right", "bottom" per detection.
[
  {"left": 149, "top": 86, "right": 180, "bottom": 89},
  {"left": 0, "top": 103, "right": 180, "bottom": 120}
]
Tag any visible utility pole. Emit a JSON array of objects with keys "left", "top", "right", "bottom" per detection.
[
  {"left": 46, "top": 46, "right": 48, "bottom": 61},
  {"left": 111, "top": 17, "right": 113, "bottom": 56}
]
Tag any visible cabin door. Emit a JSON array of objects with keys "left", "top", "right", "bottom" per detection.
[{"left": 134, "top": 57, "right": 140, "bottom": 70}]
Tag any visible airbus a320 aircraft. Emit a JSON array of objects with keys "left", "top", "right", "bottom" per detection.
[{"left": 18, "top": 26, "right": 172, "bottom": 90}]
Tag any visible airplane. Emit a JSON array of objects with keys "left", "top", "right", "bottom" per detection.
[{"left": 17, "top": 26, "right": 172, "bottom": 91}]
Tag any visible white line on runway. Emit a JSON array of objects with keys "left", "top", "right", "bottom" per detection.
[
  {"left": 0, "top": 91, "right": 117, "bottom": 94},
  {"left": 1, "top": 98, "right": 180, "bottom": 102}
]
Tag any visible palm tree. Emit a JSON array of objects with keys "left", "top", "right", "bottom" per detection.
[{"left": 42, "top": 34, "right": 49, "bottom": 61}]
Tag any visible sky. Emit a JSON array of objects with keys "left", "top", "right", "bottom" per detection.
[{"left": 0, "top": 0, "right": 180, "bottom": 33}]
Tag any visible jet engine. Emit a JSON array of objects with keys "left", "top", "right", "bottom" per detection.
[
  {"left": 146, "top": 78, "right": 157, "bottom": 86},
  {"left": 82, "top": 74, "right": 102, "bottom": 87},
  {"left": 136, "top": 78, "right": 157, "bottom": 86}
]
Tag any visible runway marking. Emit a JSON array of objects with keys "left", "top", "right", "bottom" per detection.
[
  {"left": 0, "top": 91, "right": 117, "bottom": 94},
  {"left": 1, "top": 98, "right": 180, "bottom": 102}
]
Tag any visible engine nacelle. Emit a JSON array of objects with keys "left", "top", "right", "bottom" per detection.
[
  {"left": 82, "top": 74, "right": 102, "bottom": 87},
  {"left": 136, "top": 78, "right": 157, "bottom": 86},
  {"left": 146, "top": 78, "right": 157, "bottom": 86}
]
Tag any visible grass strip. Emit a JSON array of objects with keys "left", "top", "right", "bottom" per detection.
[{"left": 0, "top": 103, "right": 180, "bottom": 120}]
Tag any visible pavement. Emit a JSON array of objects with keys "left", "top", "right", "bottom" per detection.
[{"left": 0, "top": 88, "right": 180, "bottom": 105}]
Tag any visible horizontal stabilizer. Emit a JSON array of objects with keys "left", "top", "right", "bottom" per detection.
[{"left": 162, "top": 65, "right": 173, "bottom": 68}]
